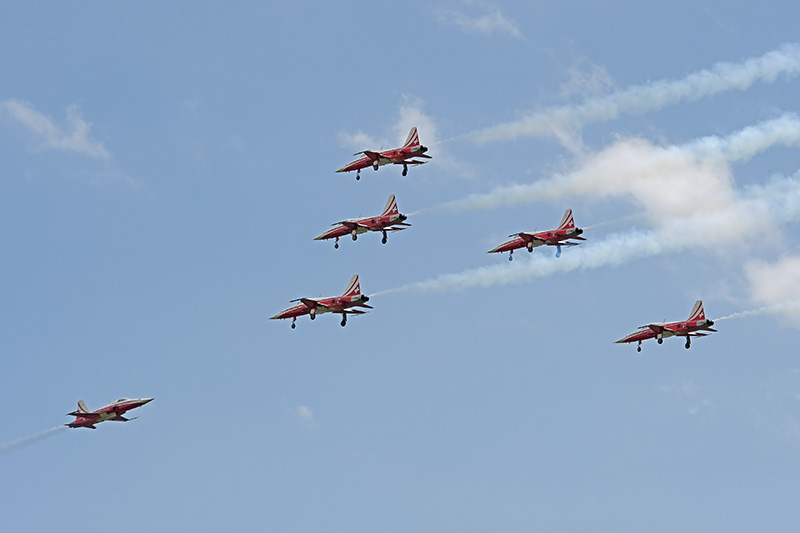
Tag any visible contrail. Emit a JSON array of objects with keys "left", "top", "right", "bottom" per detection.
[
  {"left": 371, "top": 229, "right": 662, "bottom": 297},
  {"left": 715, "top": 302, "right": 800, "bottom": 321},
  {"left": 435, "top": 113, "right": 800, "bottom": 215},
  {"left": 373, "top": 171, "right": 800, "bottom": 296},
  {"left": 466, "top": 43, "right": 800, "bottom": 143},
  {"left": 0, "top": 426, "right": 66, "bottom": 455}
]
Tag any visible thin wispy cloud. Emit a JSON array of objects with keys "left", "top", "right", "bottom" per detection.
[
  {"left": 433, "top": 113, "right": 800, "bottom": 218},
  {"left": 0, "top": 99, "right": 110, "bottom": 160},
  {"left": 466, "top": 43, "right": 800, "bottom": 143},
  {"left": 741, "top": 257, "right": 800, "bottom": 326},
  {"left": 434, "top": 2, "right": 523, "bottom": 39}
]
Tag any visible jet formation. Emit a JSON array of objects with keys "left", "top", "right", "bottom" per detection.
[{"left": 278, "top": 126, "right": 720, "bottom": 351}]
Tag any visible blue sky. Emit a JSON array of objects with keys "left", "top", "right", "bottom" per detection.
[{"left": 2, "top": 2, "right": 800, "bottom": 531}]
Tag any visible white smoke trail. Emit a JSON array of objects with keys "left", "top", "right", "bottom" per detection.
[
  {"left": 0, "top": 426, "right": 66, "bottom": 455},
  {"left": 373, "top": 229, "right": 661, "bottom": 296},
  {"left": 437, "top": 113, "right": 800, "bottom": 216},
  {"left": 467, "top": 43, "right": 800, "bottom": 143},
  {"left": 715, "top": 302, "right": 800, "bottom": 322},
  {"left": 375, "top": 170, "right": 800, "bottom": 296}
]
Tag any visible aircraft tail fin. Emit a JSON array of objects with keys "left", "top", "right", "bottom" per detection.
[
  {"left": 342, "top": 274, "right": 362, "bottom": 297},
  {"left": 381, "top": 194, "right": 399, "bottom": 216},
  {"left": 687, "top": 300, "right": 705, "bottom": 321},
  {"left": 402, "top": 127, "right": 420, "bottom": 148},
  {"left": 557, "top": 209, "right": 575, "bottom": 230},
  {"left": 77, "top": 400, "right": 90, "bottom": 414}
]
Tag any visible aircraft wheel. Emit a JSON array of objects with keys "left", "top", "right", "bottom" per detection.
[
  {"left": 356, "top": 175, "right": 360, "bottom": 181},
  {"left": 340, "top": 317, "right": 347, "bottom": 327},
  {"left": 382, "top": 232, "right": 387, "bottom": 244},
  {"left": 685, "top": 341, "right": 691, "bottom": 349},
  {"left": 508, "top": 255, "right": 513, "bottom": 262},
  {"left": 657, "top": 338, "right": 663, "bottom": 344},
  {"left": 373, "top": 163, "right": 379, "bottom": 171},
  {"left": 637, "top": 346, "right": 641, "bottom": 353},
  {"left": 334, "top": 242, "right": 339, "bottom": 249},
  {"left": 291, "top": 323, "right": 296, "bottom": 329},
  {"left": 402, "top": 168, "right": 408, "bottom": 177},
  {"left": 352, "top": 234, "right": 357, "bottom": 241},
  {"left": 310, "top": 314, "right": 315, "bottom": 320}
]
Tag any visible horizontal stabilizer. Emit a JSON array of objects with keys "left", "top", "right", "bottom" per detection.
[{"left": 343, "top": 309, "right": 368, "bottom": 315}]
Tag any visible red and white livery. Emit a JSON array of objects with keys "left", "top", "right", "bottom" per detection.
[
  {"left": 616, "top": 300, "right": 717, "bottom": 352},
  {"left": 270, "top": 274, "right": 372, "bottom": 329},
  {"left": 488, "top": 209, "right": 585, "bottom": 261},
  {"left": 314, "top": 194, "right": 411, "bottom": 248},
  {"left": 336, "top": 127, "right": 431, "bottom": 180},
  {"left": 66, "top": 397, "right": 153, "bottom": 429}
]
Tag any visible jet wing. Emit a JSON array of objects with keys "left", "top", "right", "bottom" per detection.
[
  {"left": 339, "top": 220, "right": 363, "bottom": 230},
  {"left": 646, "top": 324, "right": 665, "bottom": 333},
  {"left": 362, "top": 150, "right": 383, "bottom": 161},
  {"left": 514, "top": 233, "right": 544, "bottom": 246},
  {"left": 289, "top": 298, "right": 326, "bottom": 310},
  {"left": 67, "top": 411, "right": 101, "bottom": 418}
]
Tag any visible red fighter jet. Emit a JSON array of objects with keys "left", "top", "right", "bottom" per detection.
[
  {"left": 66, "top": 398, "right": 153, "bottom": 429},
  {"left": 336, "top": 127, "right": 431, "bottom": 180},
  {"left": 314, "top": 194, "right": 411, "bottom": 249},
  {"left": 488, "top": 209, "right": 585, "bottom": 261},
  {"left": 270, "top": 274, "right": 372, "bottom": 329},
  {"left": 616, "top": 300, "right": 717, "bottom": 352}
]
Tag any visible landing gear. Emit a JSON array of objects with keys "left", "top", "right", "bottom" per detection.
[
  {"left": 310, "top": 310, "right": 316, "bottom": 320},
  {"left": 373, "top": 162, "right": 379, "bottom": 171},
  {"left": 637, "top": 341, "right": 642, "bottom": 352},
  {"left": 381, "top": 230, "right": 387, "bottom": 244},
  {"left": 508, "top": 250, "right": 514, "bottom": 262},
  {"left": 291, "top": 317, "right": 296, "bottom": 329},
  {"left": 402, "top": 163, "right": 408, "bottom": 177},
  {"left": 685, "top": 337, "right": 691, "bottom": 349},
  {"left": 340, "top": 314, "right": 347, "bottom": 327},
  {"left": 351, "top": 230, "right": 358, "bottom": 241},
  {"left": 657, "top": 337, "right": 663, "bottom": 344},
  {"left": 334, "top": 237, "right": 339, "bottom": 249},
  {"left": 527, "top": 242, "right": 534, "bottom": 252},
  {"left": 556, "top": 244, "right": 562, "bottom": 258},
  {"left": 356, "top": 169, "right": 361, "bottom": 181}
]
